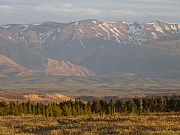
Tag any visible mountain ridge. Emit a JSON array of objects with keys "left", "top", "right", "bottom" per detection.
[
  {"left": 1, "top": 19, "right": 179, "bottom": 46},
  {"left": 0, "top": 19, "right": 180, "bottom": 77}
]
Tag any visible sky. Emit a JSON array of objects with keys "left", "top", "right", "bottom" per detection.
[{"left": 0, "top": 0, "right": 180, "bottom": 25}]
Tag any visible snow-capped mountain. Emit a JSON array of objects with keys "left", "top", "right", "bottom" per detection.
[
  {"left": 0, "top": 19, "right": 180, "bottom": 77},
  {"left": 0, "top": 20, "right": 179, "bottom": 47}
]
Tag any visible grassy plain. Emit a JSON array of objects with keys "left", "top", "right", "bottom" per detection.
[{"left": 0, "top": 113, "right": 179, "bottom": 135}]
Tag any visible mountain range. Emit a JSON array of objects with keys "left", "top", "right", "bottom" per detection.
[{"left": 0, "top": 19, "right": 180, "bottom": 78}]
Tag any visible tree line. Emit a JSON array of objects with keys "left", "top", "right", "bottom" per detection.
[{"left": 0, "top": 96, "right": 179, "bottom": 117}]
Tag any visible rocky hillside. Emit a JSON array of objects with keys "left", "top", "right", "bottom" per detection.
[
  {"left": 0, "top": 55, "right": 93, "bottom": 78},
  {"left": 45, "top": 59, "right": 93, "bottom": 76},
  {"left": 0, "top": 54, "right": 32, "bottom": 78}
]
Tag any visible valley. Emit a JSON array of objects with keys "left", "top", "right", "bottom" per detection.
[{"left": 0, "top": 74, "right": 179, "bottom": 98}]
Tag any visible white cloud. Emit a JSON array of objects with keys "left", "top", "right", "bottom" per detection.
[
  {"left": 0, "top": 0, "right": 179, "bottom": 24},
  {"left": 0, "top": 5, "right": 14, "bottom": 11},
  {"left": 111, "top": 10, "right": 144, "bottom": 17},
  {"left": 34, "top": 3, "right": 103, "bottom": 16}
]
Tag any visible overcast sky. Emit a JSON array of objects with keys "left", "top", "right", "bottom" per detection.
[{"left": 0, "top": 0, "right": 180, "bottom": 25}]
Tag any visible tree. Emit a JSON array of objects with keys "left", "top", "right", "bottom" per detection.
[
  {"left": 136, "top": 98, "right": 143, "bottom": 115},
  {"left": 109, "top": 99, "right": 116, "bottom": 115},
  {"left": 52, "top": 104, "right": 62, "bottom": 117},
  {"left": 84, "top": 101, "right": 92, "bottom": 115},
  {"left": 156, "top": 97, "right": 165, "bottom": 112},
  {"left": 149, "top": 97, "right": 157, "bottom": 112},
  {"left": 0, "top": 102, "right": 6, "bottom": 115},
  {"left": 92, "top": 99, "right": 101, "bottom": 114},
  {"left": 27, "top": 101, "right": 32, "bottom": 114},
  {"left": 115, "top": 100, "right": 123, "bottom": 113},
  {"left": 142, "top": 99, "right": 150, "bottom": 113},
  {"left": 99, "top": 100, "right": 107, "bottom": 115},
  {"left": 126, "top": 99, "right": 137, "bottom": 113}
]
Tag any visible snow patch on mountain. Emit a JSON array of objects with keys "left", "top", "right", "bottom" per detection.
[
  {"left": 52, "top": 35, "right": 57, "bottom": 41},
  {"left": 1, "top": 25, "right": 12, "bottom": 29},
  {"left": 92, "top": 21, "right": 97, "bottom": 24},
  {"left": 0, "top": 20, "right": 179, "bottom": 47},
  {"left": 79, "top": 39, "right": 86, "bottom": 48},
  {"left": 99, "top": 45, "right": 104, "bottom": 48},
  {"left": 178, "top": 24, "right": 180, "bottom": 29},
  {"left": 21, "top": 25, "right": 29, "bottom": 31},
  {"left": 33, "top": 23, "right": 42, "bottom": 26},
  {"left": 151, "top": 32, "right": 158, "bottom": 40},
  {"left": 8, "top": 36, "right": 12, "bottom": 40},
  {"left": 113, "top": 27, "right": 122, "bottom": 35},
  {"left": 165, "top": 26, "right": 170, "bottom": 31},
  {"left": 98, "top": 24, "right": 110, "bottom": 38},
  {"left": 39, "top": 31, "right": 53, "bottom": 43},
  {"left": 115, "top": 37, "right": 121, "bottom": 43},
  {"left": 128, "top": 22, "right": 146, "bottom": 42},
  {"left": 153, "top": 23, "right": 164, "bottom": 33},
  {"left": 122, "top": 22, "right": 129, "bottom": 24},
  {"left": 79, "top": 29, "right": 84, "bottom": 33},
  {"left": 109, "top": 28, "right": 119, "bottom": 36},
  {"left": 56, "top": 28, "right": 61, "bottom": 33},
  {"left": 91, "top": 27, "right": 96, "bottom": 31},
  {"left": 170, "top": 25, "right": 178, "bottom": 31},
  {"left": 102, "top": 23, "right": 110, "bottom": 28},
  {"left": 71, "top": 21, "right": 79, "bottom": 26},
  {"left": 19, "top": 33, "right": 28, "bottom": 44}
]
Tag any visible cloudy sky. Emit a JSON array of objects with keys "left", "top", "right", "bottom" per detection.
[{"left": 0, "top": 0, "right": 180, "bottom": 25}]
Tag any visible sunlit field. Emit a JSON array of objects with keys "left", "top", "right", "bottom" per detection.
[{"left": 0, "top": 113, "right": 179, "bottom": 135}]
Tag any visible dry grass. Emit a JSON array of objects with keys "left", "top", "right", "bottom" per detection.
[{"left": 0, "top": 113, "right": 179, "bottom": 135}]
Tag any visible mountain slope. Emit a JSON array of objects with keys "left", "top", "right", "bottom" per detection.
[
  {"left": 80, "top": 40, "right": 180, "bottom": 74},
  {"left": 0, "top": 54, "right": 32, "bottom": 78},
  {"left": 45, "top": 58, "right": 93, "bottom": 76}
]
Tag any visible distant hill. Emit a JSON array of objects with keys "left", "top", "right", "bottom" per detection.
[{"left": 0, "top": 92, "right": 71, "bottom": 103}]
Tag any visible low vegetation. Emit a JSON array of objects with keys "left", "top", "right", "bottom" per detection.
[{"left": 0, "top": 114, "right": 179, "bottom": 134}]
